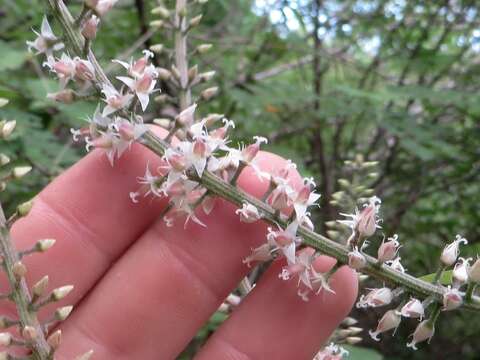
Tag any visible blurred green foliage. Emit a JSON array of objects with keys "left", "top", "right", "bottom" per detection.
[{"left": 1, "top": 0, "right": 479, "bottom": 359}]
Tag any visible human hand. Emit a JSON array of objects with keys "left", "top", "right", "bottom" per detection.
[{"left": 9, "top": 138, "right": 357, "bottom": 359}]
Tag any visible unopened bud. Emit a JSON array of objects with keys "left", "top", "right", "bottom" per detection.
[
  {"left": 151, "top": 6, "right": 170, "bottom": 18},
  {"left": 33, "top": 276, "right": 49, "bottom": 298},
  {"left": 1, "top": 120, "right": 16, "bottom": 139},
  {"left": 12, "top": 261, "right": 27, "bottom": 280},
  {"left": 0, "top": 98, "right": 8, "bottom": 108},
  {"left": 81, "top": 16, "right": 100, "bottom": 39},
  {"left": 201, "top": 86, "right": 218, "bottom": 101},
  {"left": 17, "top": 200, "right": 34, "bottom": 217},
  {"left": 0, "top": 333, "right": 11, "bottom": 347},
  {"left": 0, "top": 154, "right": 10, "bottom": 166},
  {"left": 13, "top": 166, "right": 32, "bottom": 179},
  {"left": 22, "top": 326, "right": 37, "bottom": 341},
  {"left": 55, "top": 305, "right": 74, "bottom": 321},
  {"left": 189, "top": 14, "right": 203, "bottom": 28},
  {"left": 154, "top": 94, "right": 169, "bottom": 103},
  {"left": 199, "top": 71, "right": 216, "bottom": 82},
  {"left": 47, "top": 329, "right": 62, "bottom": 350},
  {"left": 346, "top": 337, "right": 362, "bottom": 345},
  {"left": 150, "top": 20, "right": 164, "bottom": 28},
  {"left": 150, "top": 44, "right": 164, "bottom": 54},
  {"left": 170, "top": 65, "right": 181, "bottom": 80},
  {"left": 52, "top": 285, "right": 74, "bottom": 301},
  {"left": 36, "top": 238, "right": 56, "bottom": 252},
  {"left": 156, "top": 67, "right": 172, "bottom": 81},
  {"left": 188, "top": 65, "right": 198, "bottom": 82},
  {"left": 342, "top": 317, "right": 358, "bottom": 326},
  {"left": 196, "top": 43, "right": 212, "bottom": 53},
  {"left": 440, "top": 235, "right": 468, "bottom": 267}
]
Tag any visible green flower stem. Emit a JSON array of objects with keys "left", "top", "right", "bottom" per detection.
[
  {"left": 46, "top": 0, "right": 480, "bottom": 312},
  {"left": 0, "top": 204, "right": 51, "bottom": 360},
  {"left": 465, "top": 282, "right": 477, "bottom": 303}
]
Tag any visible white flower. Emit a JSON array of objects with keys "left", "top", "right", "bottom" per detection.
[
  {"left": 442, "top": 286, "right": 463, "bottom": 311},
  {"left": 235, "top": 203, "right": 261, "bottom": 223},
  {"left": 101, "top": 84, "right": 133, "bottom": 116},
  {"left": 406, "top": 320, "right": 434, "bottom": 350},
  {"left": 117, "top": 65, "right": 158, "bottom": 111},
  {"left": 386, "top": 257, "right": 406, "bottom": 273},
  {"left": 453, "top": 257, "right": 471, "bottom": 287},
  {"left": 348, "top": 247, "right": 367, "bottom": 270},
  {"left": 357, "top": 287, "right": 393, "bottom": 308},
  {"left": 291, "top": 178, "right": 321, "bottom": 220},
  {"left": 43, "top": 53, "right": 76, "bottom": 87},
  {"left": 279, "top": 251, "right": 313, "bottom": 290},
  {"left": 27, "top": 16, "right": 64, "bottom": 55},
  {"left": 377, "top": 234, "right": 401, "bottom": 263},
  {"left": 313, "top": 343, "right": 349, "bottom": 360},
  {"left": 440, "top": 234, "right": 468, "bottom": 267},
  {"left": 266, "top": 221, "right": 300, "bottom": 265},
  {"left": 243, "top": 244, "right": 273, "bottom": 267},
  {"left": 338, "top": 196, "right": 382, "bottom": 239},
  {"left": 400, "top": 298, "right": 424, "bottom": 319},
  {"left": 369, "top": 309, "right": 401, "bottom": 341}
]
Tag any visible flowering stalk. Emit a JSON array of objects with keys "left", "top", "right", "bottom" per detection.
[
  {"left": 0, "top": 204, "right": 51, "bottom": 359},
  {"left": 43, "top": 0, "right": 480, "bottom": 314}
]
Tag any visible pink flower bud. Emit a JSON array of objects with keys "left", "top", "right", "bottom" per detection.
[
  {"left": 75, "top": 59, "right": 95, "bottom": 81},
  {"left": 53, "top": 60, "right": 75, "bottom": 77},
  {"left": 407, "top": 320, "right": 434, "bottom": 350},
  {"left": 81, "top": 16, "right": 100, "bottom": 39},
  {"left": 176, "top": 104, "right": 197, "bottom": 127},
  {"left": 442, "top": 287, "right": 463, "bottom": 311},
  {"left": 377, "top": 234, "right": 400, "bottom": 263},
  {"left": 440, "top": 235, "right": 468, "bottom": 267},
  {"left": 235, "top": 203, "right": 261, "bottom": 223},
  {"left": 95, "top": 0, "right": 118, "bottom": 16},
  {"left": 348, "top": 248, "right": 367, "bottom": 270},
  {"left": 357, "top": 200, "right": 379, "bottom": 238},
  {"left": 400, "top": 298, "right": 424, "bottom": 319},
  {"left": 369, "top": 309, "right": 401, "bottom": 341}
]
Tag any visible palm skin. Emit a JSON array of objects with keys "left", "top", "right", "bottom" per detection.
[{"left": 7, "top": 135, "right": 357, "bottom": 359}]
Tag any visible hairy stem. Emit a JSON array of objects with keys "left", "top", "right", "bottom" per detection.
[
  {"left": 46, "top": 0, "right": 480, "bottom": 312},
  {"left": 0, "top": 204, "right": 51, "bottom": 360},
  {"left": 174, "top": 0, "right": 192, "bottom": 110}
]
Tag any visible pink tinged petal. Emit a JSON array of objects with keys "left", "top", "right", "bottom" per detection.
[
  {"left": 112, "top": 59, "right": 131, "bottom": 70},
  {"left": 116, "top": 76, "right": 136, "bottom": 90},
  {"left": 282, "top": 242, "right": 296, "bottom": 265},
  {"left": 136, "top": 92, "right": 150, "bottom": 111}
]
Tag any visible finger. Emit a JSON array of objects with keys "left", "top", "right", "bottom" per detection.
[
  {"left": 196, "top": 258, "right": 358, "bottom": 360},
  {"left": 4, "top": 132, "right": 168, "bottom": 315},
  {"left": 56, "top": 152, "right": 303, "bottom": 359}
]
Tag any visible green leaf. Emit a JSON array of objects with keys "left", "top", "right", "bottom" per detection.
[
  {"left": 419, "top": 270, "right": 453, "bottom": 285},
  {"left": 0, "top": 41, "right": 27, "bottom": 72}
]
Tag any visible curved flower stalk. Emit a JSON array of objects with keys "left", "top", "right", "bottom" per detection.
[{"left": 36, "top": 0, "right": 480, "bottom": 355}]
